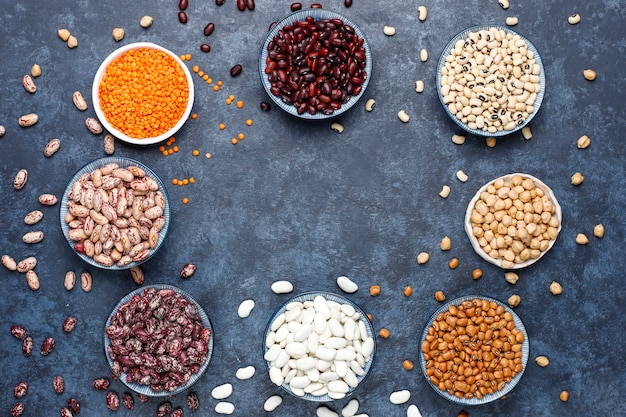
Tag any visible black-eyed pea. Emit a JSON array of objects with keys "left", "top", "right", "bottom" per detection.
[
  {"left": 499, "top": 0, "right": 509, "bottom": 9},
  {"left": 330, "top": 122, "right": 344, "bottom": 133},
  {"left": 365, "top": 98, "right": 376, "bottom": 112},
  {"left": 505, "top": 16, "right": 518, "bottom": 26},
  {"left": 397, "top": 110, "right": 410, "bottom": 123},
  {"left": 568, "top": 13, "right": 581, "bottom": 25}
]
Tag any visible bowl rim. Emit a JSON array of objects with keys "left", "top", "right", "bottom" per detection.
[
  {"left": 258, "top": 9, "right": 372, "bottom": 120},
  {"left": 464, "top": 172, "right": 562, "bottom": 269},
  {"left": 263, "top": 290, "right": 376, "bottom": 402},
  {"left": 103, "top": 284, "right": 214, "bottom": 397},
  {"left": 59, "top": 156, "right": 171, "bottom": 270},
  {"left": 436, "top": 25, "right": 545, "bottom": 137},
  {"left": 419, "top": 294, "right": 530, "bottom": 405},
  {"left": 92, "top": 41, "right": 195, "bottom": 145}
]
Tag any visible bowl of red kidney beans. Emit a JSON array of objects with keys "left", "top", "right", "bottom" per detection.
[{"left": 259, "top": 9, "right": 372, "bottom": 119}]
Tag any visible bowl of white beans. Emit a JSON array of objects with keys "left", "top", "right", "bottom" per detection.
[
  {"left": 436, "top": 26, "right": 545, "bottom": 137},
  {"left": 464, "top": 173, "right": 561, "bottom": 269},
  {"left": 263, "top": 291, "right": 376, "bottom": 401}
]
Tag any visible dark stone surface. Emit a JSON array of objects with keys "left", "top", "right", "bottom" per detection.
[{"left": 1, "top": 0, "right": 624, "bottom": 416}]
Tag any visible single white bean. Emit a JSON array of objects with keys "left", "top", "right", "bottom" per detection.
[
  {"left": 336, "top": 275, "right": 358, "bottom": 293},
  {"left": 317, "top": 406, "right": 339, "bottom": 417},
  {"left": 264, "top": 395, "right": 283, "bottom": 412},
  {"left": 415, "top": 80, "right": 424, "bottom": 93},
  {"left": 451, "top": 134, "right": 466, "bottom": 144},
  {"left": 389, "top": 389, "right": 411, "bottom": 404},
  {"left": 419, "top": 48, "right": 428, "bottom": 62},
  {"left": 215, "top": 402, "right": 234, "bottom": 415},
  {"left": 235, "top": 365, "right": 255, "bottom": 380},
  {"left": 397, "top": 110, "right": 410, "bottom": 123},
  {"left": 342, "top": 398, "right": 360, "bottom": 417},
  {"left": 407, "top": 404, "right": 423, "bottom": 417},
  {"left": 417, "top": 6, "right": 427, "bottom": 21},
  {"left": 456, "top": 170, "right": 469, "bottom": 182},
  {"left": 506, "top": 16, "right": 519, "bottom": 26},
  {"left": 237, "top": 299, "right": 255, "bottom": 318},
  {"left": 439, "top": 185, "right": 451, "bottom": 198},
  {"left": 271, "top": 280, "right": 293, "bottom": 294},
  {"left": 211, "top": 383, "right": 233, "bottom": 400},
  {"left": 383, "top": 26, "right": 396, "bottom": 36}
]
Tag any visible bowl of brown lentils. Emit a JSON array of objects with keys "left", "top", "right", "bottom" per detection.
[
  {"left": 436, "top": 26, "right": 545, "bottom": 137},
  {"left": 419, "top": 295, "right": 529, "bottom": 405},
  {"left": 464, "top": 173, "right": 561, "bottom": 269},
  {"left": 259, "top": 9, "right": 372, "bottom": 119}
]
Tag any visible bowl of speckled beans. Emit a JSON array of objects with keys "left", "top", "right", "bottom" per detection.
[
  {"left": 92, "top": 42, "right": 195, "bottom": 145},
  {"left": 437, "top": 25, "right": 545, "bottom": 137}
]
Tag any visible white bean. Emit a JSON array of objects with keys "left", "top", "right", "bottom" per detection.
[
  {"left": 271, "top": 280, "right": 293, "bottom": 294},
  {"left": 237, "top": 299, "right": 255, "bottom": 318},
  {"left": 456, "top": 170, "right": 469, "bottom": 182},
  {"left": 397, "top": 110, "right": 410, "bottom": 123},
  {"left": 342, "top": 399, "right": 360, "bottom": 417},
  {"left": 451, "top": 134, "right": 466, "bottom": 144},
  {"left": 383, "top": 26, "right": 396, "bottom": 36},
  {"left": 389, "top": 389, "right": 411, "bottom": 404},
  {"left": 211, "top": 383, "right": 233, "bottom": 400},
  {"left": 235, "top": 365, "right": 255, "bottom": 380},
  {"left": 407, "top": 404, "right": 423, "bottom": 417},
  {"left": 419, "top": 48, "right": 428, "bottom": 62},
  {"left": 506, "top": 16, "right": 519, "bottom": 26},
  {"left": 263, "top": 395, "right": 283, "bottom": 412},
  {"left": 214, "top": 402, "right": 234, "bottom": 415},
  {"left": 317, "top": 406, "right": 339, "bottom": 417},
  {"left": 336, "top": 275, "right": 358, "bottom": 293},
  {"left": 439, "top": 185, "right": 451, "bottom": 198},
  {"left": 417, "top": 6, "right": 427, "bottom": 21},
  {"left": 415, "top": 80, "right": 424, "bottom": 93}
]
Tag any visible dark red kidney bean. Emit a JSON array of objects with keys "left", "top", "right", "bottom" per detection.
[
  {"left": 268, "top": 21, "right": 277, "bottom": 31},
  {"left": 179, "top": 0, "right": 188, "bottom": 10},
  {"left": 203, "top": 22, "right": 215, "bottom": 36},
  {"left": 67, "top": 398, "right": 80, "bottom": 414},
  {"left": 230, "top": 64, "right": 243, "bottom": 77},
  {"left": 310, "top": 3, "right": 322, "bottom": 8},
  {"left": 260, "top": 101, "right": 272, "bottom": 111},
  {"left": 246, "top": 0, "right": 255, "bottom": 10},
  {"left": 236, "top": 0, "right": 245, "bottom": 11},
  {"left": 178, "top": 11, "right": 188, "bottom": 24},
  {"left": 291, "top": 2, "right": 302, "bottom": 11},
  {"left": 215, "top": 0, "right": 225, "bottom": 4},
  {"left": 40, "top": 337, "right": 55, "bottom": 355},
  {"left": 344, "top": 0, "right": 352, "bottom": 7},
  {"left": 200, "top": 44, "right": 211, "bottom": 52}
]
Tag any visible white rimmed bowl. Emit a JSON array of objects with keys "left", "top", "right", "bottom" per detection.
[
  {"left": 92, "top": 42, "right": 194, "bottom": 145},
  {"left": 436, "top": 25, "right": 545, "bottom": 137},
  {"left": 259, "top": 9, "right": 372, "bottom": 119},
  {"left": 59, "top": 156, "right": 171, "bottom": 270},
  {"left": 104, "top": 285, "right": 214, "bottom": 396},
  {"left": 264, "top": 291, "right": 376, "bottom": 401},
  {"left": 464, "top": 173, "right": 561, "bottom": 269},
  {"left": 419, "top": 295, "right": 530, "bottom": 405}
]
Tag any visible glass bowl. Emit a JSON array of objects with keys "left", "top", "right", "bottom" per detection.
[
  {"left": 464, "top": 173, "right": 561, "bottom": 269},
  {"left": 92, "top": 42, "right": 194, "bottom": 145},
  {"left": 436, "top": 25, "right": 545, "bottom": 137},
  {"left": 104, "top": 284, "right": 214, "bottom": 397},
  {"left": 59, "top": 156, "right": 171, "bottom": 270},
  {"left": 419, "top": 295, "right": 529, "bottom": 405},
  {"left": 264, "top": 291, "right": 376, "bottom": 401},
  {"left": 259, "top": 9, "right": 372, "bottom": 119}
]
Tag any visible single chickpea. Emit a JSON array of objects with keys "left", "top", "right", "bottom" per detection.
[
  {"left": 369, "top": 285, "right": 381, "bottom": 296},
  {"left": 434, "top": 290, "right": 446, "bottom": 302},
  {"left": 402, "top": 360, "right": 414, "bottom": 371},
  {"left": 448, "top": 258, "right": 459, "bottom": 269},
  {"left": 378, "top": 328, "right": 390, "bottom": 339},
  {"left": 403, "top": 286, "right": 413, "bottom": 297},
  {"left": 550, "top": 281, "right": 562, "bottom": 295},
  {"left": 508, "top": 294, "right": 521, "bottom": 308},
  {"left": 440, "top": 236, "right": 451, "bottom": 250},
  {"left": 535, "top": 355, "right": 550, "bottom": 367},
  {"left": 417, "top": 252, "right": 430, "bottom": 264},
  {"left": 472, "top": 268, "right": 483, "bottom": 280}
]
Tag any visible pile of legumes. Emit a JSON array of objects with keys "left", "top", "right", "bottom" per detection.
[
  {"left": 468, "top": 174, "right": 559, "bottom": 269},
  {"left": 440, "top": 27, "right": 541, "bottom": 133},
  {"left": 98, "top": 48, "right": 189, "bottom": 139},
  {"left": 421, "top": 298, "right": 526, "bottom": 400},
  {"left": 265, "top": 16, "right": 367, "bottom": 115}
]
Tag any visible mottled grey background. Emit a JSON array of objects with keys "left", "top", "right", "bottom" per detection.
[{"left": 0, "top": 0, "right": 624, "bottom": 416}]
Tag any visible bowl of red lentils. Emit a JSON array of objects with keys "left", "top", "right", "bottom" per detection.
[{"left": 92, "top": 42, "right": 195, "bottom": 145}]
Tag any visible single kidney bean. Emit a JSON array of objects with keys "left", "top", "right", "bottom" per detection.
[
  {"left": 200, "top": 44, "right": 211, "bottom": 52},
  {"left": 291, "top": 2, "right": 302, "bottom": 11},
  {"left": 230, "top": 64, "right": 243, "bottom": 77},
  {"left": 14, "top": 382, "right": 28, "bottom": 398},
  {"left": 215, "top": 0, "right": 225, "bottom": 5},
  {"left": 106, "top": 391, "right": 120, "bottom": 411},
  {"left": 67, "top": 398, "right": 80, "bottom": 414},
  {"left": 11, "top": 325, "right": 28, "bottom": 340},
  {"left": 40, "top": 337, "right": 55, "bottom": 355},
  {"left": 310, "top": 3, "right": 322, "bottom": 7},
  {"left": 203, "top": 22, "right": 215, "bottom": 36},
  {"left": 22, "top": 337, "right": 33, "bottom": 356},
  {"left": 53, "top": 376, "right": 65, "bottom": 394},
  {"left": 236, "top": 0, "right": 245, "bottom": 11},
  {"left": 246, "top": 0, "right": 255, "bottom": 10},
  {"left": 345, "top": 0, "right": 353, "bottom": 7},
  {"left": 178, "top": 11, "right": 188, "bottom": 24},
  {"left": 122, "top": 392, "right": 134, "bottom": 410},
  {"left": 260, "top": 101, "right": 272, "bottom": 111},
  {"left": 179, "top": 0, "right": 188, "bottom": 10}
]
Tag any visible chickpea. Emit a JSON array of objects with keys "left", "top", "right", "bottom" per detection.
[
  {"left": 508, "top": 294, "right": 521, "bottom": 308},
  {"left": 575, "top": 233, "right": 589, "bottom": 245},
  {"left": 440, "top": 236, "right": 451, "bottom": 250},
  {"left": 417, "top": 252, "right": 430, "bottom": 264},
  {"left": 378, "top": 328, "right": 390, "bottom": 339},
  {"left": 550, "top": 281, "right": 562, "bottom": 295},
  {"left": 505, "top": 272, "right": 519, "bottom": 285},
  {"left": 369, "top": 285, "right": 381, "bottom": 296},
  {"left": 535, "top": 355, "right": 550, "bottom": 367},
  {"left": 366, "top": 313, "right": 373, "bottom": 322},
  {"left": 593, "top": 224, "right": 605, "bottom": 238}
]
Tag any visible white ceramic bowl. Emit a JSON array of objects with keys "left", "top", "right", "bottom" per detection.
[
  {"left": 104, "top": 285, "right": 214, "bottom": 396},
  {"left": 264, "top": 291, "right": 376, "bottom": 401},
  {"left": 436, "top": 26, "right": 545, "bottom": 137},
  {"left": 464, "top": 173, "right": 561, "bottom": 269},
  {"left": 419, "top": 295, "right": 529, "bottom": 405},
  {"left": 92, "top": 42, "right": 194, "bottom": 145},
  {"left": 259, "top": 9, "right": 372, "bottom": 119},
  {"left": 60, "top": 156, "right": 171, "bottom": 270}
]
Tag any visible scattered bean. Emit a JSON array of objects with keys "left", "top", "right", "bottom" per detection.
[
  {"left": 486, "top": 137, "right": 497, "bottom": 147},
  {"left": 43, "top": 138, "right": 61, "bottom": 157},
  {"left": 317, "top": 407, "right": 338, "bottom": 417},
  {"left": 448, "top": 258, "right": 459, "bottom": 269},
  {"left": 337, "top": 275, "right": 359, "bottom": 293},
  {"left": 499, "top": 0, "right": 509, "bottom": 9},
  {"left": 434, "top": 290, "right": 446, "bottom": 302},
  {"left": 64, "top": 271, "right": 76, "bottom": 290},
  {"left": 106, "top": 391, "right": 120, "bottom": 411},
  {"left": 379, "top": 327, "right": 391, "bottom": 338},
  {"left": 178, "top": 11, "right": 188, "bottom": 24},
  {"left": 2, "top": 255, "right": 17, "bottom": 271},
  {"left": 452, "top": 134, "right": 466, "bottom": 144},
  {"left": 271, "top": 280, "right": 293, "bottom": 294},
  {"left": 67, "top": 35, "right": 78, "bottom": 48},
  {"left": 583, "top": 69, "right": 596, "bottom": 81},
  {"left": 522, "top": 126, "right": 532, "bottom": 140},
  {"left": 505, "top": 17, "right": 518, "bottom": 26},
  {"left": 22, "top": 336, "right": 33, "bottom": 356},
  {"left": 472, "top": 268, "right": 483, "bottom": 280},
  {"left": 215, "top": 401, "right": 235, "bottom": 414},
  {"left": 80, "top": 270, "right": 92, "bottom": 292},
  {"left": 504, "top": 271, "right": 519, "bottom": 284},
  {"left": 439, "top": 185, "right": 451, "bottom": 198},
  {"left": 204, "top": 22, "right": 215, "bottom": 36},
  {"left": 112, "top": 28, "right": 125, "bottom": 41},
  {"left": 67, "top": 398, "right": 81, "bottom": 414},
  {"left": 211, "top": 383, "right": 233, "bottom": 400},
  {"left": 568, "top": 14, "right": 581, "bottom": 25},
  {"left": 31, "top": 64, "right": 41, "bottom": 77},
  {"left": 344, "top": 0, "right": 352, "bottom": 7},
  {"left": 179, "top": 0, "right": 188, "bottom": 10},
  {"left": 93, "top": 378, "right": 110, "bottom": 390},
  {"left": 260, "top": 101, "right": 272, "bottom": 111},
  {"left": 85, "top": 117, "right": 103, "bottom": 134},
  {"left": 331, "top": 122, "right": 344, "bottom": 133},
  {"left": 342, "top": 399, "right": 360, "bottom": 416},
  {"left": 291, "top": 2, "right": 302, "bottom": 11},
  {"left": 440, "top": 236, "right": 451, "bottom": 251},
  {"left": 200, "top": 43, "right": 211, "bottom": 53},
  {"left": 180, "top": 262, "right": 197, "bottom": 278},
  {"left": 130, "top": 266, "right": 144, "bottom": 285},
  {"left": 549, "top": 281, "right": 562, "bottom": 295},
  {"left": 570, "top": 172, "right": 584, "bottom": 185},
  {"left": 215, "top": 0, "right": 225, "bottom": 5},
  {"left": 187, "top": 392, "right": 200, "bottom": 411},
  {"left": 22, "top": 75, "right": 37, "bottom": 94},
  {"left": 62, "top": 316, "right": 77, "bottom": 333},
  {"left": 417, "top": 252, "right": 430, "bottom": 264},
  {"left": 18, "top": 113, "right": 38, "bottom": 127},
  {"left": 398, "top": 110, "right": 410, "bottom": 123},
  {"left": 157, "top": 401, "right": 172, "bottom": 417},
  {"left": 403, "top": 286, "right": 413, "bottom": 297},
  {"left": 10, "top": 402, "right": 24, "bottom": 417},
  {"left": 23, "top": 231, "right": 44, "bottom": 244},
  {"left": 58, "top": 28, "right": 71, "bottom": 41},
  {"left": 0, "top": 125, "right": 5, "bottom": 137},
  {"left": 365, "top": 98, "right": 376, "bottom": 112},
  {"left": 383, "top": 26, "right": 396, "bottom": 36},
  {"left": 40, "top": 336, "right": 55, "bottom": 355},
  {"left": 507, "top": 294, "right": 521, "bottom": 307},
  {"left": 419, "top": 48, "right": 428, "bottom": 62},
  {"left": 11, "top": 325, "right": 28, "bottom": 340},
  {"left": 575, "top": 233, "right": 589, "bottom": 245},
  {"left": 456, "top": 170, "right": 468, "bottom": 182},
  {"left": 246, "top": 0, "right": 255, "bottom": 10},
  {"left": 140, "top": 16, "right": 153, "bottom": 28},
  {"left": 103, "top": 133, "right": 115, "bottom": 154},
  {"left": 238, "top": 299, "right": 255, "bottom": 318},
  {"left": 39, "top": 193, "right": 58, "bottom": 205},
  {"left": 418, "top": 5, "right": 428, "bottom": 21},
  {"left": 560, "top": 390, "right": 569, "bottom": 402},
  {"left": 235, "top": 365, "right": 256, "bottom": 380},
  {"left": 72, "top": 91, "right": 88, "bottom": 111},
  {"left": 402, "top": 359, "right": 414, "bottom": 371},
  {"left": 122, "top": 392, "right": 134, "bottom": 410},
  {"left": 310, "top": 3, "right": 322, "bottom": 8},
  {"left": 14, "top": 382, "right": 28, "bottom": 398},
  {"left": 593, "top": 224, "right": 605, "bottom": 238},
  {"left": 17, "top": 257, "right": 37, "bottom": 273},
  {"left": 389, "top": 389, "right": 411, "bottom": 404},
  {"left": 535, "top": 355, "right": 549, "bottom": 367},
  {"left": 230, "top": 64, "right": 243, "bottom": 77},
  {"left": 577, "top": 135, "right": 590, "bottom": 149},
  {"left": 407, "top": 404, "right": 423, "bottom": 417},
  {"left": 370, "top": 284, "right": 381, "bottom": 296},
  {"left": 415, "top": 80, "right": 424, "bottom": 93},
  {"left": 14, "top": 169, "right": 28, "bottom": 190},
  {"left": 53, "top": 375, "right": 65, "bottom": 394}
]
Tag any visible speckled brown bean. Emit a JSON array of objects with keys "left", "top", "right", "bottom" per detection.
[
  {"left": 64, "top": 271, "right": 76, "bottom": 290},
  {"left": 53, "top": 376, "right": 65, "bottom": 394},
  {"left": 40, "top": 337, "right": 55, "bottom": 355},
  {"left": 157, "top": 401, "right": 172, "bottom": 417},
  {"left": 17, "top": 257, "right": 37, "bottom": 273},
  {"left": 178, "top": 11, "right": 188, "bottom": 24},
  {"left": 44, "top": 138, "right": 61, "bottom": 157},
  {"left": 103, "top": 134, "right": 115, "bottom": 155},
  {"left": 93, "top": 378, "right": 110, "bottom": 390},
  {"left": 22, "top": 75, "right": 37, "bottom": 93},
  {"left": 135, "top": 393, "right": 149, "bottom": 403},
  {"left": 122, "top": 392, "right": 134, "bottom": 410},
  {"left": 72, "top": 91, "right": 88, "bottom": 111},
  {"left": 106, "top": 391, "right": 120, "bottom": 411},
  {"left": 85, "top": 117, "right": 103, "bottom": 134},
  {"left": 14, "top": 382, "right": 28, "bottom": 398},
  {"left": 18, "top": 113, "right": 38, "bottom": 127},
  {"left": 171, "top": 408, "right": 184, "bottom": 417},
  {"left": 2, "top": 255, "right": 17, "bottom": 270},
  {"left": 10, "top": 402, "right": 24, "bottom": 417},
  {"left": 81, "top": 270, "right": 92, "bottom": 292},
  {"left": 130, "top": 266, "right": 144, "bottom": 285},
  {"left": 60, "top": 407, "right": 73, "bottom": 417},
  {"left": 14, "top": 169, "right": 28, "bottom": 190},
  {"left": 26, "top": 270, "right": 40, "bottom": 290},
  {"left": 22, "top": 337, "right": 33, "bottom": 356},
  {"left": 62, "top": 316, "right": 77, "bottom": 333},
  {"left": 39, "top": 193, "right": 58, "bottom": 205},
  {"left": 180, "top": 262, "right": 197, "bottom": 278},
  {"left": 187, "top": 392, "right": 200, "bottom": 411},
  {"left": 23, "top": 231, "right": 44, "bottom": 244}
]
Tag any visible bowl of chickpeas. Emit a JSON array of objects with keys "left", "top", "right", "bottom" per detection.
[
  {"left": 464, "top": 173, "right": 561, "bottom": 269},
  {"left": 419, "top": 295, "right": 529, "bottom": 405},
  {"left": 92, "top": 42, "right": 195, "bottom": 145}
]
